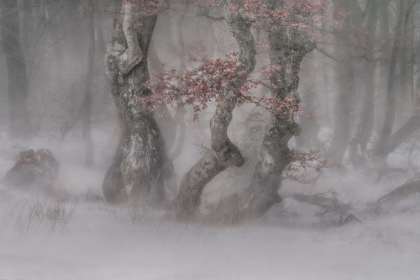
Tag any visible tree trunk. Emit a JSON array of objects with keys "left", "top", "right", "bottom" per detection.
[
  {"left": 327, "top": 0, "right": 360, "bottom": 164},
  {"left": 0, "top": 0, "right": 33, "bottom": 139},
  {"left": 378, "top": 172, "right": 420, "bottom": 206},
  {"left": 207, "top": 7, "right": 315, "bottom": 223},
  {"left": 102, "top": 1, "right": 171, "bottom": 205},
  {"left": 174, "top": 6, "right": 256, "bottom": 219},
  {"left": 373, "top": 0, "right": 410, "bottom": 164},
  {"left": 83, "top": 0, "right": 95, "bottom": 167},
  {"left": 22, "top": 0, "right": 34, "bottom": 57},
  {"left": 350, "top": 0, "right": 379, "bottom": 168},
  {"left": 44, "top": 1, "right": 65, "bottom": 89}
]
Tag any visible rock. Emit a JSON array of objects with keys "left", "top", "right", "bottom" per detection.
[{"left": 4, "top": 149, "right": 59, "bottom": 190}]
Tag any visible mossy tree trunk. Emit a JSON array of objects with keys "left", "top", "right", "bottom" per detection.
[{"left": 102, "top": 0, "right": 171, "bottom": 204}]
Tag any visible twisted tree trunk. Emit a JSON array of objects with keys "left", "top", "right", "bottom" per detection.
[
  {"left": 349, "top": 0, "right": 379, "bottom": 169},
  {"left": 208, "top": 10, "right": 315, "bottom": 223},
  {"left": 174, "top": 6, "right": 256, "bottom": 219},
  {"left": 102, "top": 1, "right": 171, "bottom": 204}
]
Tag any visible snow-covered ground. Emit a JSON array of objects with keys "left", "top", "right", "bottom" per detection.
[{"left": 1, "top": 131, "right": 420, "bottom": 280}]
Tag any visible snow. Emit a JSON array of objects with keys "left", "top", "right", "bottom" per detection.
[{"left": 1, "top": 131, "right": 420, "bottom": 279}]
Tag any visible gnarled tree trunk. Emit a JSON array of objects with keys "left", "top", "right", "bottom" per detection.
[
  {"left": 208, "top": 8, "right": 315, "bottom": 223},
  {"left": 102, "top": 1, "right": 171, "bottom": 204},
  {"left": 174, "top": 6, "right": 256, "bottom": 219}
]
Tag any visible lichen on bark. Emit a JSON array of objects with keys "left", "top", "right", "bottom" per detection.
[
  {"left": 207, "top": 4, "right": 316, "bottom": 223},
  {"left": 103, "top": 1, "right": 172, "bottom": 204}
]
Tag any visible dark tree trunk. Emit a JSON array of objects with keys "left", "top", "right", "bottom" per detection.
[
  {"left": 327, "top": 0, "right": 360, "bottom": 164},
  {"left": 0, "top": 0, "right": 33, "bottom": 139},
  {"left": 373, "top": 0, "right": 409, "bottom": 164},
  {"left": 83, "top": 0, "right": 95, "bottom": 167},
  {"left": 103, "top": 1, "right": 171, "bottom": 204},
  {"left": 68, "top": 0, "right": 81, "bottom": 55},
  {"left": 44, "top": 1, "right": 65, "bottom": 88},
  {"left": 174, "top": 5, "right": 256, "bottom": 219},
  {"left": 22, "top": 0, "right": 34, "bottom": 57},
  {"left": 349, "top": 0, "right": 379, "bottom": 169}
]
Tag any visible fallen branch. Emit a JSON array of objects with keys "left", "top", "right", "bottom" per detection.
[{"left": 377, "top": 173, "right": 420, "bottom": 206}]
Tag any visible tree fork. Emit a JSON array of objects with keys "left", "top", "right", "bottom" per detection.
[
  {"left": 174, "top": 5, "right": 256, "bottom": 219},
  {"left": 206, "top": 2, "right": 316, "bottom": 223}
]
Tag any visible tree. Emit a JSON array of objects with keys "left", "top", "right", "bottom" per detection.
[
  {"left": 0, "top": 0, "right": 33, "bottom": 139},
  {"left": 102, "top": 0, "right": 172, "bottom": 204},
  {"left": 326, "top": 0, "right": 361, "bottom": 164},
  {"left": 82, "top": 0, "right": 95, "bottom": 167},
  {"left": 173, "top": 0, "right": 256, "bottom": 219},
  {"left": 97, "top": 0, "right": 324, "bottom": 222},
  {"left": 208, "top": 0, "right": 318, "bottom": 222},
  {"left": 349, "top": 0, "right": 380, "bottom": 169},
  {"left": 373, "top": 0, "right": 410, "bottom": 164}
]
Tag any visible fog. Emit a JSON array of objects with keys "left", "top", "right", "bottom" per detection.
[{"left": 1, "top": 0, "right": 420, "bottom": 279}]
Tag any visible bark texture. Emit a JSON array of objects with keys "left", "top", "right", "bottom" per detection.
[
  {"left": 208, "top": 6, "right": 315, "bottom": 223},
  {"left": 174, "top": 6, "right": 256, "bottom": 219},
  {"left": 0, "top": 0, "right": 33, "bottom": 139},
  {"left": 103, "top": 1, "right": 171, "bottom": 204}
]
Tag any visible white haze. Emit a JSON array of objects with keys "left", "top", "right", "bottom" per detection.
[
  {"left": 1, "top": 1, "right": 420, "bottom": 279},
  {"left": 0, "top": 121, "right": 420, "bottom": 279}
]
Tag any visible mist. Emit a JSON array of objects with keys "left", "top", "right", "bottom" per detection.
[{"left": 1, "top": 0, "right": 420, "bottom": 279}]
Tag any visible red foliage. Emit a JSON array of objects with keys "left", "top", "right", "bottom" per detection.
[
  {"left": 284, "top": 150, "right": 330, "bottom": 183},
  {"left": 145, "top": 52, "right": 301, "bottom": 120},
  {"left": 123, "top": 0, "right": 163, "bottom": 15},
  {"left": 140, "top": 0, "right": 327, "bottom": 120},
  {"left": 229, "top": 0, "right": 326, "bottom": 32}
]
